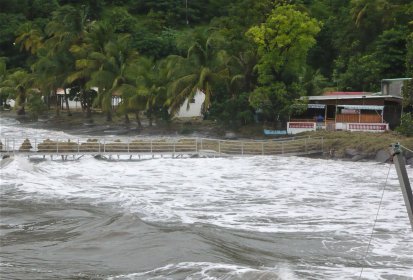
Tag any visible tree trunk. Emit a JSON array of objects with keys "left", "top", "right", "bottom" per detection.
[
  {"left": 55, "top": 89, "right": 60, "bottom": 117},
  {"left": 124, "top": 113, "right": 130, "bottom": 124},
  {"left": 106, "top": 111, "right": 112, "bottom": 122},
  {"left": 64, "top": 88, "right": 72, "bottom": 116},
  {"left": 45, "top": 93, "right": 50, "bottom": 109},
  {"left": 17, "top": 91, "right": 26, "bottom": 115},
  {"left": 148, "top": 109, "right": 153, "bottom": 127},
  {"left": 135, "top": 111, "right": 142, "bottom": 128},
  {"left": 86, "top": 105, "right": 91, "bottom": 118},
  {"left": 83, "top": 89, "right": 91, "bottom": 119}
]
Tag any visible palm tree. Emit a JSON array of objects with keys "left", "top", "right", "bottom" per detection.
[
  {"left": 46, "top": 5, "right": 90, "bottom": 52},
  {"left": 46, "top": 4, "right": 94, "bottom": 118},
  {"left": 87, "top": 34, "right": 140, "bottom": 122},
  {"left": 166, "top": 28, "right": 230, "bottom": 115},
  {"left": 227, "top": 50, "right": 258, "bottom": 96},
  {"left": 66, "top": 21, "right": 118, "bottom": 119},
  {"left": 15, "top": 22, "right": 44, "bottom": 55},
  {"left": 0, "top": 70, "right": 35, "bottom": 115},
  {"left": 134, "top": 57, "right": 168, "bottom": 126},
  {"left": 31, "top": 50, "right": 74, "bottom": 117}
]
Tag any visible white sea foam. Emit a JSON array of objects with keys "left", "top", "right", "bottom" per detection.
[
  {"left": 3, "top": 156, "right": 411, "bottom": 234},
  {"left": 1, "top": 117, "right": 412, "bottom": 279},
  {"left": 107, "top": 262, "right": 291, "bottom": 280}
]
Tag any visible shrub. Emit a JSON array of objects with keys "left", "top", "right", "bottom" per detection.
[{"left": 396, "top": 113, "right": 413, "bottom": 137}]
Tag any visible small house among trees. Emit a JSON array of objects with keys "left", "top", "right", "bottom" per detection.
[{"left": 287, "top": 78, "right": 411, "bottom": 134}]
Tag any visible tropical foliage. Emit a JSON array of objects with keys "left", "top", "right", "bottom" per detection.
[{"left": 0, "top": 0, "right": 411, "bottom": 126}]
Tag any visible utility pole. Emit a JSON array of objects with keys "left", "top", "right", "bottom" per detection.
[{"left": 391, "top": 143, "right": 413, "bottom": 231}]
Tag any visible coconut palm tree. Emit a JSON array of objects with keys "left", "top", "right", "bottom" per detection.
[
  {"left": 133, "top": 57, "right": 168, "bottom": 126},
  {"left": 66, "top": 21, "right": 119, "bottom": 119},
  {"left": 46, "top": 5, "right": 90, "bottom": 52},
  {"left": 31, "top": 50, "right": 74, "bottom": 117},
  {"left": 166, "top": 28, "right": 230, "bottom": 115},
  {"left": 87, "top": 34, "right": 140, "bottom": 122},
  {"left": 15, "top": 22, "right": 44, "bottom": 55},
  {"left": 0, "top": 70, "right": 35, "bottom": 115},
  {"left": 227, "top": 50, "right": 258, "bottom": 96},
  {"left": 46, "top": 4, "right": 94, "bottom": 118}
]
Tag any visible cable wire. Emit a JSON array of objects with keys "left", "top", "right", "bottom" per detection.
[
  {"left": 358, "top": 163, "right": 392, "bottom": 279},
  {"left": 400, "top": 145, "right": 413, "bottom": 154}
]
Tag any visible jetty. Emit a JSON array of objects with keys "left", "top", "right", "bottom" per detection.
[{"left": 0, "top": 137, "right": 324, "bottom": 160}]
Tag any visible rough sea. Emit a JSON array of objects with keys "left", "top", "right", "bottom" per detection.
[{"left": 0, "top": 118, "right": 412, "bottom": 280}]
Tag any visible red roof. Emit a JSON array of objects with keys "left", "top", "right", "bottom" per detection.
[{"left": 323, "top": 92, "right": 372, "bottom": 96}]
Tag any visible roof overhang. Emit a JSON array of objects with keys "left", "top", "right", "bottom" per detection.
[
  {"left": 305, "top": 95, "right": 402, "bottom": 101},
  {"left": 337, "top": 105, "right": 384, "bottom": 110},
  {"left": 381, "top": 78, "right": 412, "bottom": 82}
]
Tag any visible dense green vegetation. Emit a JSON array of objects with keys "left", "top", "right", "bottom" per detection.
[{"left": 0, "top": 0, "right": 412, "bottom": 127}]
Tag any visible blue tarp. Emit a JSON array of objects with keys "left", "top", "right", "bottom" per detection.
[{"left": 263, "top": 129, "right": 288, "bottom": 135}]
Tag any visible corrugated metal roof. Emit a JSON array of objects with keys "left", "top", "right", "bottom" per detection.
[
  {"left": 381, "top": 78, "right": 412, "bottom": 82},
  {"left": 323, "top": 91, "right": 372, "bottom": 96},
  {"left": 306, "top": 95, "right": 402, "bottom": 101}
]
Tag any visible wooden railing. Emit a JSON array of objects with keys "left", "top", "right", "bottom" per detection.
[{"left": 336, "top": 114, "right": 382, "bottom": 123}]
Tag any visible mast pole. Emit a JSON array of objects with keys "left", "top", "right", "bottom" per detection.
[{"left": 391, "top": 143, "right": 413, "bottom": 231}]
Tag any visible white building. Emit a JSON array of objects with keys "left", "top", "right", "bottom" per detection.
[{"left": 174, "top": 89, "right": 205, "bottom": 119}]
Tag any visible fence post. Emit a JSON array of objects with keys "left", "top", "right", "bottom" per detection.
[
  {"left": 195, "top": 138, "right": 198, "bottom": 152},
  {"left": 57, "top": 139, "right": 59, "bottom": 153},
  {"left": 201, "top": 138, "right": 203, "bottom": 150},
  {"left": 150, "top": 140, "right": 153, "bottom": 153},
  {"left": 241, "top": 142, "right": 244, "bottom": 155},
  {"left": 282, "top": 141, "right": 284, "bottom": 154},
  {"left": 128, "top": 139, "right": 130, "bottom": 153},
  {"left": 218, "top": 140, "right": 221, "bottom": 155},
  {"left": 262, "top": 142, "right": 264, "bottom": 155},
  {"left": 103, "top": 139, "right": 106, "bottom": 153}
]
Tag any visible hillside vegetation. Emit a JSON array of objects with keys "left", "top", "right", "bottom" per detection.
[{"left": 0, "top": 0, "right": 412, "bottom": 130}]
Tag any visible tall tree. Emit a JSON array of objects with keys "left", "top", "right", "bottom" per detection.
[
  {"left": 47, "top": 5, "right": 94, "bottom": 118},
  {"left": 166, "top": 28, "right": 230, "bottom": 115},
  {"left": 87, "top": 34, "right": 140, "bottom": 122},
  {"left": 0, "top": 69, "right": 35, "bottom": 115},
  {"left": 246, "top": 4, "right": 321, "bottom": 122},
  {"left": 133, "top": 57, "right": 168, "bottom": 126}
]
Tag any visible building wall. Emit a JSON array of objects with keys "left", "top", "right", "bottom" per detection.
[
  {"left": 174, "top": 90, "right": 205, "bottom": 118},
  {"left": 383, "top": 101, "right": 402, "bottom": 129},
  {"left": 382, "top": 80, "right": 406, "bottom": 97}
]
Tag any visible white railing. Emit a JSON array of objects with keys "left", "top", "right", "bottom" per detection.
[
  {"left": 287, "top": 122, "right": 317, "bottom": 134},
  {"left": 0, "top": 137, "right": 324, "bottom": 157},
  {"left": 347, "top": 123, "right": 389, "bottom": 132}
]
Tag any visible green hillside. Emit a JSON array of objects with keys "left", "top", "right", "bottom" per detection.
[{"left": 0, "top": 0, "right": 412, "bottom": 128}]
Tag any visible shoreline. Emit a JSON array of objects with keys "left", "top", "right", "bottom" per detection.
[
  {"left": 0, "top": 110, "right": 229, "bottom": 138},
  {"left": 1, "top": 110, "right": 412, "bottom": 164}
]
